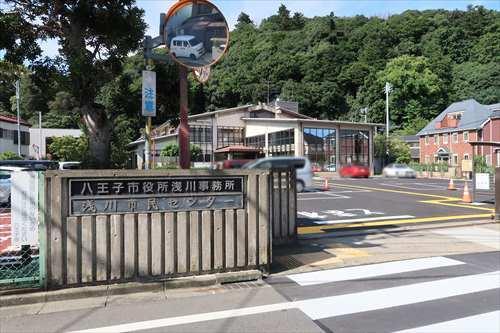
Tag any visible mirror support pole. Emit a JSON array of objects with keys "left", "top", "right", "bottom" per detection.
[{"left": 179, "top": 66, "right": 191, "bottom": 169}]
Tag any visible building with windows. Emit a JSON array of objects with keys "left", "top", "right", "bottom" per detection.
[
  {"left": 29, "top": 128, "right": 83, "bottom": 159},
  {"left": 0, "top": 114, "right": 31, "bottom": 157},
  {"left": 417, "top": 99, "right": 500, "bottom": 170},
  {"left": 129, "top": 102, "right": 382, "bottom": 173},
  {"left": 399, "top": 135, "right": 420, "bottom": 162}
]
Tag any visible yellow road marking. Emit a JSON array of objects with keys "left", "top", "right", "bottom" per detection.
[
  {"left": 331, "top": 183, "right": 494, "bottom": 212},
  {"left": 298, "top": 213, "right": 493, "bottom": 235}
]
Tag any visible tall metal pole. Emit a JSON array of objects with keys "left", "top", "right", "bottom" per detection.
[
  {"left": 385, "top": 82, "right": 390, "bottom": 140},
  {"left": 38, "top": 111, "right": 42, "bottom": 160},
  {"left": 15, "top": 80, "right": 21, "bottom": 156},
  {"left": 179, "top": 66, "right": 190, "bottom": 169},
  {"left": 144, "top": 117, "right": 151, "bottom": 170}
]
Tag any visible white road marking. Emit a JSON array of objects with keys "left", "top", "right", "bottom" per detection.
[
  {"left": 70, "top": 271, "right": 500, "bottom": 333},
  {"left": 313, "top": 215, "right": 415, "bottom": 225},
  {"left": 298, "top": 212, "right": 327, "bottom": 219},
  {"left": 287, "top": 256, "right": 465, "bottom": 286},
  {"left": 433, "top": 226, "right": 500, "bottom": 250},
  {"left": 395, "top": 311, "right": 500, "bottom": 333},
  {"left": 297, "top": 271, "right": 500, "bottom": 320}
]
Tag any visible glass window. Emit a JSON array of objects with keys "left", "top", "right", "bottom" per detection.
[
  {"left": 452, "top": 133, "right": 458, "bottom": 143},
  {"left": 269, "top": 129, "right": 294, "bottom": 156},
  {"left": 443, "top": 133, "right": 448, "bottom": 144},
  {"left": 217, "top": 126, "right": 244, "bottom": 149},
  {"left": 339, "top": 129, "right": 369, "bottom": 167},
  {"left": 463, "top": 131, "right": 469, "bottom": 142},
  {"left": 425, "top": 136, "right": 429, "bottom": 145},
  {"left": 435, "top": 134, "right": 439, "bottom": 145},
  {"left": 189, "top": 125, "right": 213, "bottom": 162},
  {"left": 303, "top": 127, "right": 336, "bottom": 170}
]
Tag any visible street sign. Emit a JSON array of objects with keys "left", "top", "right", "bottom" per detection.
[
  {"left": 193, "top": 66, "right": 211, "bottom": 83},
  {"left": 163, "top": 0, "right": 229, "bottom": 69},
  {"left": 69, "top": 176, "right": 244, "bottom": 215},
  {"left": 476, "top": 173, "right": 490, "bottom": 190},
  {"left": 142, "top": 70, "right": 156, "bottom": 117}
]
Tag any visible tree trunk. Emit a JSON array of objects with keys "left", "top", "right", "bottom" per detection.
[{"left": 81, "top": 105, "right": 112, "bottom": 168}]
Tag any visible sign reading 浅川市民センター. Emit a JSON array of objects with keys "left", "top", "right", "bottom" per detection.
[{"left": 69, "top": 177, "right": 244, "bottom": 216}]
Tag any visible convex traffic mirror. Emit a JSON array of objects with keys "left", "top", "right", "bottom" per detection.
[{"left": 164, "top": 0, "right": 229, "bottom": 69}]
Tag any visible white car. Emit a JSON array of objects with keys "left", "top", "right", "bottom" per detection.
[
  {"left": 170, "top": 35, "right": 205, "bottom": 60},
  {"left": 243, "top": 157, "right": 313, "bottom": 192},
  {"left": 383, "top": 163, "right": 416, "bottom": 178},
  {"left": 59, "top": 161, "right": 81, "bottom": 170},
  {"left": 0, "top": 166, "right": 30, "bottom": 206}
]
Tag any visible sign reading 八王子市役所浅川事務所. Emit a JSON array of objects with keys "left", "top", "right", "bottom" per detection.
[{"left": 69, "top": 177, "right": 244, "bottom": 216}]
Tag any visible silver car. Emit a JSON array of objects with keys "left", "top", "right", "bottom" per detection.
[
  {"left": 383, "top": 163, "right": 416, "bottom": 178},
  {"left": 243, "top": 157, "right": 313, "bottom": 192}
]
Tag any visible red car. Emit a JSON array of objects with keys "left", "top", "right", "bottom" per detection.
[{"left": 339, "top": 164, "right": 370, "bottom": 178}]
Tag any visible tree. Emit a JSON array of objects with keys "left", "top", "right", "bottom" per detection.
[
  {"left": 377, "top": 55, "right": 446, "bottom": 126},
  {"left": 160, "top": 143, "right": 202, "bottom": 160},
  {"left": 450, "top": 61, "right": 500, "bottom": 104},
  {"left": 44, "top": 91, "right": 80, "bottom": 129},
  {"left": 5, "top": 0, "right": 146, "bottom": 168},
  {"left": 235, "top": 12, "right": 254, "bottom": 29},
  {"left": 374, "top": 135, "right": 411, "bottom": 164},
  {"left": 48, "top": 136, "right": 88, "bottom": 162}
]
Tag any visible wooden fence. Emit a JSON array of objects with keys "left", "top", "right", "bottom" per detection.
[{"left": 42, "top": 169, "right": 278, "bottom": 288}]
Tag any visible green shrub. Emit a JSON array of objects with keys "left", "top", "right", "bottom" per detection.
[{"left": 0, "top": 151, "right": 22, "bottom": 160}]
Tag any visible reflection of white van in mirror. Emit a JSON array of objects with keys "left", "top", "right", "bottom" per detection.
[{"left": 170, "top": 35, "right": 205, "bottom": 60}]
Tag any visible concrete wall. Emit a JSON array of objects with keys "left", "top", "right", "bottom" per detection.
[
  {"left": 29, "top": 128, "right": 82, "bottom": 159},
  {"left": 43, "top": 169, "right": 273, "bottom": 288},
  {"left": 0, "top": 121, "right": 30, "bottom": 156}
]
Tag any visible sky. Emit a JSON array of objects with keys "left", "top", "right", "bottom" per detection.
[{"left": 3, "top": 0, "right": 500, "bottom": 58}]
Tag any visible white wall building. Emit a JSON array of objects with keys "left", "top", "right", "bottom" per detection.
[
  {"left": 129, "top": 102, "right": 383, "bottom": 173},
  {"left": 29, "top": 128, "right": 83, "bottom": 159},
  {"left": 0, "top": 114, "right": 31, "bottom": 157}
]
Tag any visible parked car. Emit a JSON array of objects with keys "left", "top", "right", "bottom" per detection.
[
  {"left": 59, "top": 161, "right": 81, "bottom": 170},
  {"left": 170, "top": 35, "right": 205, "bottom": 60},
  {"left": 0, "top": 166, "right": 30, "bottom": 207},
  {"left": 383, "top": 163, "right": 416, "bottom": 178},
  {"left": 243, "top": 157, "right": 313, "bottom": 192},
  {"left": 339, "top": 163, "right": 370, "bottom": 178},
  {"left": 311, "top": 164, "right": 322, "bottom": 172},
  {"left": 221, "top": 160, "right": 252, "bottom": 169},
  {"left": 325, "top": 163, "right": 337, "bottom": 172},
  {"left": 0, "top": 160, "right": 59, "bottom": 170}
]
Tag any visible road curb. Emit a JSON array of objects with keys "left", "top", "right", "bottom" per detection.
[
  {"left": 0, "top": 270, "right": 262, "bottom": 307},
  {"left": 299, "top": 219, "right": 499, "bottom": 240}
]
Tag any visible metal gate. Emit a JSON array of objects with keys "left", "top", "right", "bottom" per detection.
[{"left": 0, "top": 170, "right": 44, "bottom": 290}]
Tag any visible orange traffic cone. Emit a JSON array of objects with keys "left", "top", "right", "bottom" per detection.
[
  {"left": 323, "top": 178, "right": 329, "bottom": 191},
  {"left": 447, "top": 178, "right": 456, "bottom": 190},
  {"left": 462, "top": 182, "right": 472, "bottom": 203}
]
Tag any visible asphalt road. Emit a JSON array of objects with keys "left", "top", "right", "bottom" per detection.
[
  {"left": 297, "top": 177, "right": 495, "bottom": 235},
  {"left": 1, "top": 224, "right": 499, "bottom": 333}
]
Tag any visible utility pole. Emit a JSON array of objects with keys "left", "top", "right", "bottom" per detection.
[
  {"left": 362, "top": 107, "right": 368, "bottom": 123},
  {"left": 385, "top": 82, "right": 392, "bottom": 140},
  {"left": 38, "top": 112, "right": 42, "bottom": 160},
  {"left": 384, "top": 82, "right": 392, "bottom": 161},
  {"left": 15, "top": 80, "right": 21, "bottom": 156}
]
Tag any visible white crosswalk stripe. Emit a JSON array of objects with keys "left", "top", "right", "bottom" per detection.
[
  {"left": 395, "top": 311, "right": 500, "bottom": 333},
  {"left": 288, "top": 256, "right": 465, "bottom": 286},
  {"left": 70, "top": 255, "right": 500, "bottom": 333}
]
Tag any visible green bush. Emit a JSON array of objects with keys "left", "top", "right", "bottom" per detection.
[
  {"left": 0, "top": 151, "right": 23, "bottom": 160},
  {"left": 48, "top": 136, "right": 88, "bottom": 162},
  {"left": 474, "top": 156, "right": 494, "bottom": 174}
]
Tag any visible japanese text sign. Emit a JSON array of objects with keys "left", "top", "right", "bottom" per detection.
[
  {"left": 142, "top": 70, "right": 156, "bottom": 117},
  {"left": 69, "top": 177, "right": 244, "bottom": 216}
]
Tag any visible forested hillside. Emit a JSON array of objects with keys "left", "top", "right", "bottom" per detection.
[
  {"left": 1, "top": 4, "right": 499, "bottom": 166},
  {"left": 206, "top": 5, "right": 499, "bottom": 133}
]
